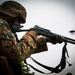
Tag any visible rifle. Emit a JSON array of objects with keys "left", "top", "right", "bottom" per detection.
[
  {"left": 13, "top": 25, "right": 74, "bottom": 74},
  {"left": 15, "top": 25, "right": 75, "bottom": 44}
]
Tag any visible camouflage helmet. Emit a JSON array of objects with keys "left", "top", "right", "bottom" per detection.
[{"left": 0, "top": 1, "right": 27, "bottom": 23}]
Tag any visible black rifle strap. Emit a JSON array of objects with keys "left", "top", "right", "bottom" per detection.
[{"left": 25, "top": 42, "right": 72, "bottom": 74}]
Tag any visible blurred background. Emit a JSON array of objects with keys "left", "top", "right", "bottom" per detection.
[{"left": 0, "top": 0, "right": 75, "bottom": 75}]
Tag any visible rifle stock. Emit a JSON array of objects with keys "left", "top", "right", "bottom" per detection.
[{"left": 16, "top": 25, "right": 75, "bottom": 44}]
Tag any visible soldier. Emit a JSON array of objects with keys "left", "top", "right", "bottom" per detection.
[{"left": 0, "top": 1, "right": 63, "bottom": 75}]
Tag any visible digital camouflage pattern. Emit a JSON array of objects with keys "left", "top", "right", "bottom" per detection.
[{"left": 0, "top": 19, "right": 48, "bottom": 64}]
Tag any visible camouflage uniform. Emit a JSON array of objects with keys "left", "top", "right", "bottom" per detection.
[
  {"left": 0, "top": 18, "right": 48, "bottom": 75},
  {"left": 0, "top": 1, "right": 48, "bottom": 75}
]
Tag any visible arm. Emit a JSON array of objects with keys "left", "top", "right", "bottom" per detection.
[
  {"left": 21, "top": 31, "right": 48, "bottom": 54},
  {"left": 0, "top": 20, "right": 38, "bottom": 64}
]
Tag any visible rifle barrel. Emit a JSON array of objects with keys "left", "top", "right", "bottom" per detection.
[{"left": 62, "top": 36, "right": 75, "bottom": 44}]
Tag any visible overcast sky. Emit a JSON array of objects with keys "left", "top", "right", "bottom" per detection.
[{"left": 0, "top": 0, "right": 75, "bottom": 75}]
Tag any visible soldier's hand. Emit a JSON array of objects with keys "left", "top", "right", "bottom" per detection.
[
  {"left": 55, "top": 35, "right": 63, "bottom": 43},
  {"left": 46, "top": 35, "right": 63, "bottom": 44}
]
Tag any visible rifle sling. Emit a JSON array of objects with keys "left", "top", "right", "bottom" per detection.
[{"left": 25, "top": 42, "right": 72, "bottom": 74}]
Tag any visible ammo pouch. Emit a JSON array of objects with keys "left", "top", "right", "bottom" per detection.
[{"left": 0, "top": 56, "right": 14, "bottom": 75}]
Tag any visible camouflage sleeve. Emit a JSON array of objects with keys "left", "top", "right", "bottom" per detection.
[
  {"left": 0, "top": 19, "right": 37, "bottom": 64},
  {"left": 34, "top": 37, "right": 48, "bottom": 53}
]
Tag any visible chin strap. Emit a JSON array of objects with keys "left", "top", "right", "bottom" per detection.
[{"left": 25, "top": 42, "right": 72, "bottom": 74}]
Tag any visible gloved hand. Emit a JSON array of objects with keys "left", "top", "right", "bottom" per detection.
[{"left": 46, "top": 35, "right": 63, "bottom": 44}]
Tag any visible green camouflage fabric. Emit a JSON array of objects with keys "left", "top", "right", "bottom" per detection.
[{"left": 0, "top": 19, "right": 48, "bottom": 64}]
